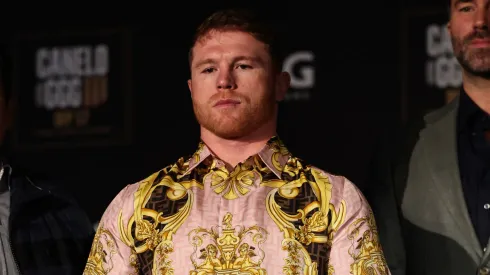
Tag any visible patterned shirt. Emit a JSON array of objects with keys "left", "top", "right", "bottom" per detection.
[{"left": 84, "top": 137, "right": 390, "bottom": 275}]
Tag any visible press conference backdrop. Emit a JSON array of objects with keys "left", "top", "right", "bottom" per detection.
[
  {"left": 12, "top": 29, "right": 133, "bottom": 149},
  {"left": 0, "top": 3, "right": 439, "bottom": 223},
  {"left": 401, "top": 8, "right": 462, "bottom": 122}
]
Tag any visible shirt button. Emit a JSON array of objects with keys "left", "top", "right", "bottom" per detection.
[{"left": 485, "top": 204, "right": 490, "bottom": 210}]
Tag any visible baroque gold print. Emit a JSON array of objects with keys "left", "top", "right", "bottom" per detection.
[
  {"left": 268, "top": 137, "right": 290, "bottom": 172},
  {"left": 129, "top": 251, "right": 140, "bottom": 275},
  {"left": 347, "top": 211, "right": 389, "bottom": 275},
  {"left": 188, "top": 212, "right": 268, "bottom": 275},
  {"left": 205, "top": 137, "right": 288, "bottom": 200},
  {"left": 262, "top": 160, "right": 345, "bottom": 275},
  {"left": 208, "top": 162, "right": 261, "bottom": 200},
  {"left": 118, "top": 163, "right": 203, "bottom": 275},
  {"left": 84, "top": 223, "right": 118, "bottom": 275},
  {"left": 192, "top": 142, "right": 206, "bottom": 164}
]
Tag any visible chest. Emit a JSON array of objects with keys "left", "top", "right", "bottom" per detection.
[{"left": 134, "top": 184, "right": 331, "bottom": 275}]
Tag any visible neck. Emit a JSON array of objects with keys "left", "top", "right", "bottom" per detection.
[
  {"left": 463, "top": 71, "right": 490, "bottom": 114},
  {"left": 200, "top": 119, "right": 277, "bottom": 167}
]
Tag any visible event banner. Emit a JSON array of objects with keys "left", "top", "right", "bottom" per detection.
[
  {"left": 401, "top": 8, "right": 462, "bottom": 122},
  {"left": 11, "top": 29, "right": 132, "bottom": 150}
]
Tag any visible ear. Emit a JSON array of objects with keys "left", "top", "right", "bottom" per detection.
[
  {"left": 275, "top": 71, "right": 291, "bottom": 102},
  {"left": 447, "top": 7, "right": 452, "bottom": 32},
  {"left": 188, "top": 79, "right": 193, "bottom": 96}
]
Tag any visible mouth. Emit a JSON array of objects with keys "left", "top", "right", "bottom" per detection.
[
  {"left": 470, "top": 38, "right": 490, "bottom": 47},
  {"left": 214, "top": 99, "right": 241, "bottom": 107}
]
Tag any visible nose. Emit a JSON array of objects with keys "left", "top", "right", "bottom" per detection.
[
  {"left": 216, "top": 69, "right": 236, "bottom": 91},
  {"left": 474, "top": 7, "right": 489, "bottom": 30}
]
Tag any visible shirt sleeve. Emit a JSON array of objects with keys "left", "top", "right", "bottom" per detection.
[
  {"left": 328, "top": 180, "right": 391, "bottom": 275},
  {"left": 83, "top": 185, "right": 139, "bottom": 275}
]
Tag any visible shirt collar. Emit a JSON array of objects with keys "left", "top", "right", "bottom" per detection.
[{"left": 184, "top": 136, "right": 291, "bottom": 179}]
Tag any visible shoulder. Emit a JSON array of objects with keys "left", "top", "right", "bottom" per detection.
[
  {"left": 10, "top": 174, "right": 84, "bottom": 209},
  {"left": 308, "top": 166, "right": 356, "bottom": 192},
  {"left": 424, "top": 96, "right": 459, "bottom": 125},
  {"left": 9, "top": 175, "right": 95, "bottom": 242},
  {"left": 105, "top": 156, "right": 191, "bottom": 214},
  {"left": 305, "top": 166, "right": 375, "bottom": 236},
  {"left": 308, "top": 166, "right": 366, "bottom": 211},
  {"left": 105, "top": 170, "right": 162, "bottom": 213},
  {"left": 100, "top": 166, "right": 174, "bottom": 222}
]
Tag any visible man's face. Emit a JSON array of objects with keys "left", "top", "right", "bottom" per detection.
[
  {"left": 188, "top": 30, "right": 289, "bottom": 140},
  {"left": 449, "top": 0, "right": 490, "bottom": 76}
]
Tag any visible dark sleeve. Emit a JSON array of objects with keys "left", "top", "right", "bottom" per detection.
[
  {"left": 41, "top": 180, "right": 95, "bottom": 272},
  {"left": 364, "top": 127, "right": 408, "bottom": 275},
  {"left": 11, "top": 178, "right": 95, "bottom": 275},
  {"left": 63, "top": 193, "right": 96, "bottom": 259}
]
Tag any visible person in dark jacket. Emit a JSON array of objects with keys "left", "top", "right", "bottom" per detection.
[
  {"left": 366, "top": 0, "right": 490, "bottom": 274},
  {"left": 0, "top": 51, "right": 94, "bottom": 275}
]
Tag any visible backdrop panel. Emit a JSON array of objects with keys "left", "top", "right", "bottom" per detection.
[
  {"left": 401, "top": 8, "right": 462, "bottom": 122},
  {"left": 11, "top": 29, "right": 133, "bottom": 150}
]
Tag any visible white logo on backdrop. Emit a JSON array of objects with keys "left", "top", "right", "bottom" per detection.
[
  {"left": 425, "top": 24, "right": 462, "bottom": 89},
  {"left": 35, "top": 44, "right": 110, "bottom": 110},
  {"left": 282, "top": 51, "right": 315, "bottom": 101}
]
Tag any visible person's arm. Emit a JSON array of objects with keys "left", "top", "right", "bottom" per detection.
[
  {"left": 363, "top": 129, "right": 410, "bottom": 275},
  {"left": 83, "top": 185, "right": 139, "bottom": 275},
  {"left": 328, "top": 179, "right": 392, "bottom": 275}
]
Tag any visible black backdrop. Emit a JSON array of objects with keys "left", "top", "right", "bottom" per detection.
[{"left": 0, "top": 1, "right": 449, "bottom": 224}]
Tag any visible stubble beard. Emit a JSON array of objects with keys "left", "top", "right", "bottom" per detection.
[
  {"left": 453, "top": 31, "right": 490, "bottom": 78},
  {"left": 193, "top": 93, "right": 276, "bottom": 140}
]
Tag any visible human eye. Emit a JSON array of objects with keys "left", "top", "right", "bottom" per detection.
[
  {"left": 459, "top": 4, "right": 475, "bottom": 12},
  {"left": 236, "top": 64, "right": 253, "bottom": 70},
  {"left": 201, "top": 67, "right": 216, "bottom": 74}
]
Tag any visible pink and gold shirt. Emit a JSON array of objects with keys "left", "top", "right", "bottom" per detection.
[{"left": 84, "top": 137, "right": 390, "bottom": 275}]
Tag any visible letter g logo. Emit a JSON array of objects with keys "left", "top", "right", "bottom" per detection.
[{"left": 282, "top": 51, "right": 315, "bottom": 89}]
